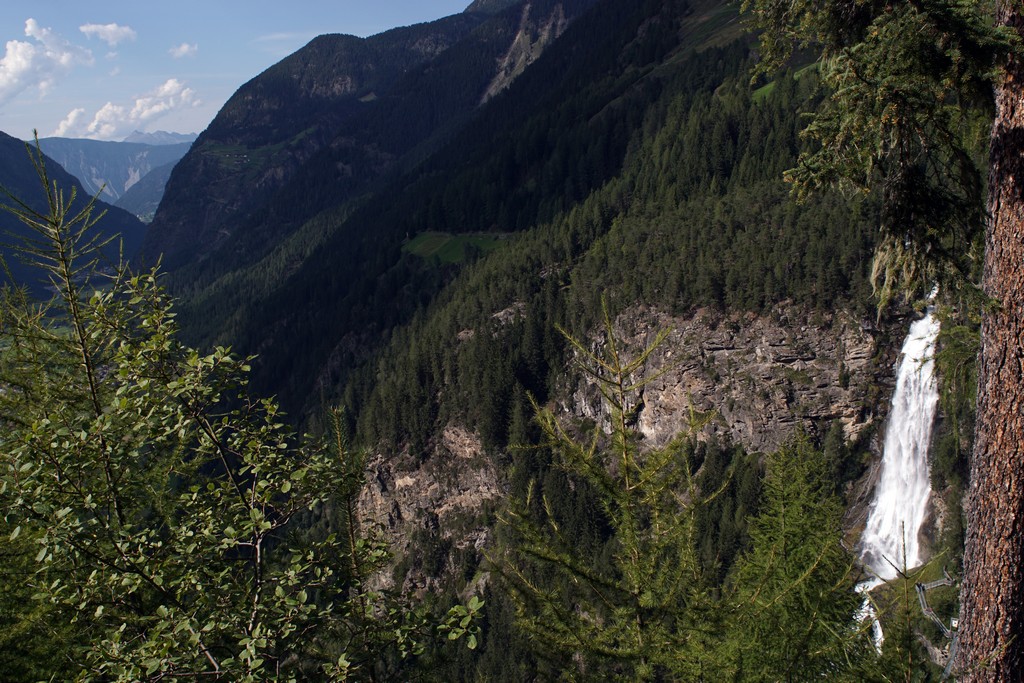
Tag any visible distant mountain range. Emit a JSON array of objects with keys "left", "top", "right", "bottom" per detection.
[{"left": 35, "top": 136, "right": 194, "bottom": 223}]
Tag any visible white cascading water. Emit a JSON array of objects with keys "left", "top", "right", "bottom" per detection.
[
  {"left": 860, "top": 308, "right": 941, "bottom": 580},
  {"left": 857, "top": 306, "right": 941, "bottom": 648}
]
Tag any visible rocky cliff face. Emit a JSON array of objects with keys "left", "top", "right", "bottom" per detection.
[
  {"left": 358, "top": 425, "right": 502, "bottom": 594},
  {"left": 357, "top": 303, "right": 901, "bottom": 590},
  {"left": 481, "top": 2, "right": 571, "bottom": 103},
  {"left": 567, "top": 305, "right": 896, "bottom": 454}
]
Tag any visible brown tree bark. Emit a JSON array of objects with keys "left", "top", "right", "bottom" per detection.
[{"left": 955, "top": 5, "right": 1024, "bottom": 679}]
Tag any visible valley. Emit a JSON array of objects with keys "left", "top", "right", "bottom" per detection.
[{"left": 0, "top": 0, "right": 996, "bottom": 679}]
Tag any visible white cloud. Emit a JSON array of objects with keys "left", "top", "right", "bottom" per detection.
[
  {"left": 130, "top": 78, "right": 198, "bottom": 120},
  {"left": 79, "top": 23, "right": 137, "bottom": 47},
  {"left": 253, "top": 32, "right": 315, "bottom": 57},
  {"left": 254, "top": 32, "right": 308, "bottom": 43},
  {"left": 0, "top": 19, "right": 93, "bottom": 105},
  {"left": 53, "top": 107, "right": 87, "bottom": 137},
  {"left": 54, "top": 78, "right": 200, "bottom": 140},
  {"left": 169, "top": 42, "right": 198, "bottom": 59}
]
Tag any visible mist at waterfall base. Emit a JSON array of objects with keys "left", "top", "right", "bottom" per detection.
[{"left": 856, "top": 308, "right": 941, "bottom": 647}]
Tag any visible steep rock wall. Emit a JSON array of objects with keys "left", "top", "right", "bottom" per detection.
[
  {"left": 567, "top": 305, "right": 894, "bottom": 454},
  {"left": 357, "top": 425, "right": 502, "bottom": 594},
  {"left": 481, "top": 2, "right": 570, "bottom": 103},
  {"left": 357, "top": 303, "right": 901, "bottom": 592}
]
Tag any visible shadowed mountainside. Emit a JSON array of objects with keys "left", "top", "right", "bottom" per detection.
[{"left": 0, "top": 132, "right": 147, "bottom": 295}]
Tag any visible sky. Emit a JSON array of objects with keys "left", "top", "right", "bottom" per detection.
[{"left": 0, "top": 1, "right": 471, "bottom": 141}]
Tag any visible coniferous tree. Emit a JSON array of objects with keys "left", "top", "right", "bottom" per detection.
[
  {"left": 497, "top": 307, "right": 728, "bottom": 680},
  {"left": 724, "top": 436, "right": 873, "bottom": 682}
]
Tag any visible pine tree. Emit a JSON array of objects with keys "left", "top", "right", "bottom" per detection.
[
  {"left": 496, "top": 306, "right": 727, "bottom": 680},
  {"left": 724, "top": 436, "right": 872, "bottom": 682}
]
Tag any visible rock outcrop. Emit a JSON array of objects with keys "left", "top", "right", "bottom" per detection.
[
  {"left": 565, "top": 304, "right": 895, "bottom": 455},
  {"left": 357, "top": 425, "right": 502, "bottom": 594},
  {"left": 481, "top": 2, "right": 571, "bottom": 103}
]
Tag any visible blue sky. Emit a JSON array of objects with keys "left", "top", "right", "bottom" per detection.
[{"left": 0, "top": 1, "right": 471, "bottom": 141}]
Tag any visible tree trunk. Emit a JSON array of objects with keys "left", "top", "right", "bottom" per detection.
[{"left": 955, "top": 5, "right": 1024, "bottom": 679}]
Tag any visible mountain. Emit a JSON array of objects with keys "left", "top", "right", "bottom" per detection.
[
  {"left": 0, "top": 131, "right": 147, "bottom": 295},
  {"left": 151, "top": 0, "right": 745, "bottom": 408},
  {"left": 35, "top": 137, "right": 192, "bottom": 205},
  {"left": 141, "top": 0, "right": 599, "bottom": 273},
  {"left": 464, "top": 0, "right": 524, "bottom": 14},
  {"left": 122, "top": 130, "right": 197, "bottom": 145},
  {"left": 113, "top": 160, "right": 177, "bottom": 223}
]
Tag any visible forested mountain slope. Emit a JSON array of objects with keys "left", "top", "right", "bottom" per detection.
[
  {"left": 141, "top": 0, "right": 598, "bottom": 274},
  {"left": 137, "top": 0, "right": 902, "bottom": 525},
  {"left": 341, "top": 48, "right": 884, "bottom": 465},
  {"left": 155, "top": 0, "right": 745, "bottom": 415}
]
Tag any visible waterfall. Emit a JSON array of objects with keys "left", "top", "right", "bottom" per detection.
[
  {"left": 859, "top": 308, "right": 941, "bottom": 580},
  {"left": 855, "top": 307, "right": 941, "bottom": 650}
]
